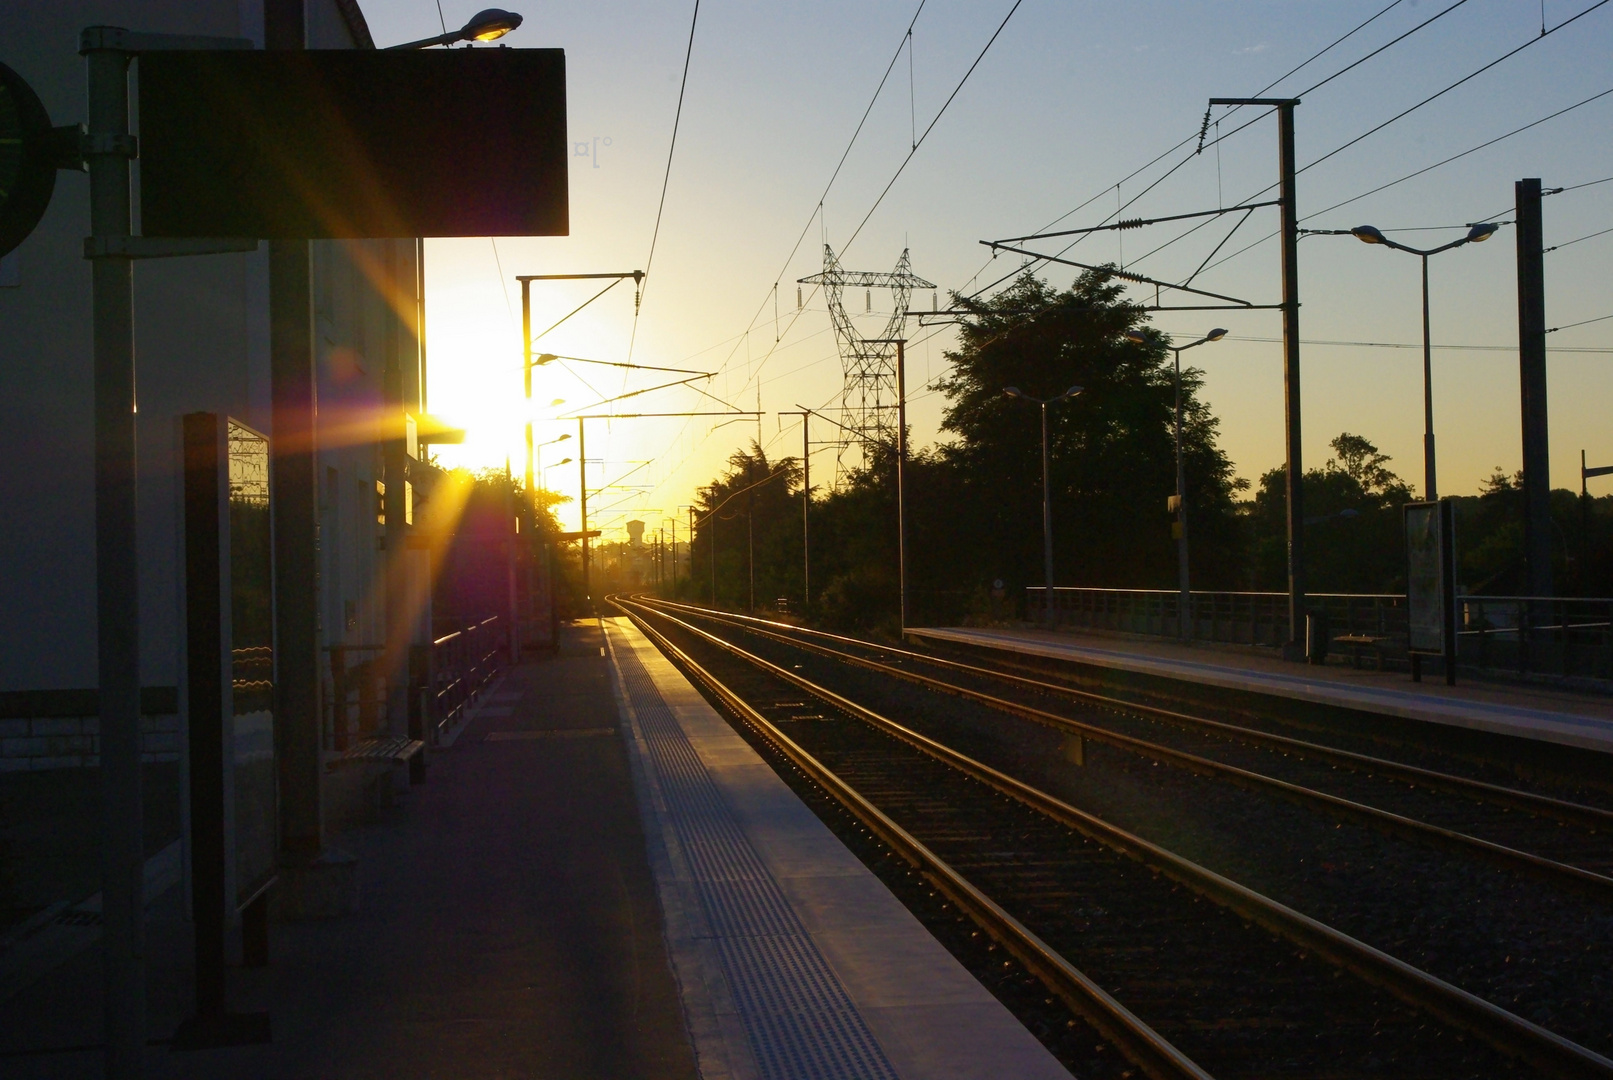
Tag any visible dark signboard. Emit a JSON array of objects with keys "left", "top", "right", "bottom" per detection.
[
  {"left": 139, "top": 49, "right": 567, "bottom": 239},
  {"left": 0, "top": 60, "right": 58, "bottom": 257}
]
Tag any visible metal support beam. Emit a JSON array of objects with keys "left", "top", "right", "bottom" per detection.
[
  {"left": 1211, "top": 96, "right": 1305, "bottom": 658},
  {"left": 83, "top": 32, "right": 144, "bottom": 1079},
  {"left": 1516, "top": 178, "right": 1553, "bottom": 598}
]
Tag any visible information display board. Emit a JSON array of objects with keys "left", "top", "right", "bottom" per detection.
[
  {"left": 138, "top": 49, "right": 568, "bottom": 239},
  {"left": 1404, "top": 502, "right": 1444, "bottom": 654},
  {"left": 1405, "top": 499, "right": 1458, "bottom": 683}
]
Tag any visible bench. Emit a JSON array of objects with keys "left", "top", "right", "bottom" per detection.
[
  {"left": 330, "top": 735, "right": 426, "bottom": 785},
  {"left": 1334, "top": 634, "right": 1392, "bottom": 671}
]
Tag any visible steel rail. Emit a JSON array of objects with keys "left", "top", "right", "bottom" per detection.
[
  {"left": 638, "top": 597, "right": 1613, "bottom": 833},
  {"left": 620, "top": 596, "right": 1613, "bottom": 1079},
  {"left": 607, "top": 598, "right": 1214, "bottom": 1080},
  {"left": 635, "top": 596, "right": 1613, "bottom": 896}
]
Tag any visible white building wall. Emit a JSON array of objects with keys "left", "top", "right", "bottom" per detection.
[{"left": 0, "top": 2, "right": 416, "bottom": 757}]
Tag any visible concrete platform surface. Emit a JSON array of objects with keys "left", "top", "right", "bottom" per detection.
[
  {"left": 604, "top": 615, "right": 1072, "bottom": 1080},
  {"left": 0, "top": 623, "right": 699, "bottom": 1079},
  {"left": 910, "top": 626, "right": 1613, "bottom": 754}
]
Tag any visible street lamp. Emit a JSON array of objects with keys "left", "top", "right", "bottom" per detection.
[
  {"left": 387, "top": 8, "right": 524, "bottom": 50},
  {"left": 1348, "top": 222, "right": 1499, "bottom": 500},
  {"left": 1005, "top": 385, "right": 1084, "bottom": 628},
  {"left": 1126, "top": 327, "right": 1225, "bottom": 640},
  {"left": 531, "top": 431, "right": 570, "bottom": 492}
]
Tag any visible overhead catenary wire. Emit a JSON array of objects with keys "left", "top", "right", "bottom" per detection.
[
  {"left": 1296, "top": 0, "right": 1612, "bottom": 181},
  {"left": 1545, "top": 225, "right": 1613, "bottom": 252},
  {"left": 1193, "top": 81, "right": 1613, "bottom": 279},
  {"left": 1547, "top": 175, "right": 1613, "bottom": 195},
  {"left": 1547, "top": 313, "right": 1613, "bottom": 333},
  {"left": 962, "top": 0, "right": 1474, "bottom": 303},
  {"left": 627, "top": 0, "right": 702, "bottom": 363}
]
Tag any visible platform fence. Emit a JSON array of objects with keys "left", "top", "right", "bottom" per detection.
[{"left": 1025, "top": 587, "right": 1613, "bottom": 683}]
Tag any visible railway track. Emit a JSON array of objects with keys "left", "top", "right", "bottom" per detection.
[
  {"left": 613, "top": 596, "right": 1613, "bottom": 1080},
  {"left": 636, "top": 597, "right": 1613, "bottom": 890}
]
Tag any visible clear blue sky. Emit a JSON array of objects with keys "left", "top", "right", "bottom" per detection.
[{"left": 365, "top": 0, "right": 1613, "bottom": 539}]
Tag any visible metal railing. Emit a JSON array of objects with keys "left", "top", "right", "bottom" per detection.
[
  {"left": 1026, "top": 587, "right": 1613, "bottom": 684},
  {"left": 419, "top": 615, "right": 504, "bottom": 741},
  {"left": 1457, "top": 596, "right": 1613, "bottom": 682},
  {"left": 324, "top": 615, "right": 507, "bottom": 752}
]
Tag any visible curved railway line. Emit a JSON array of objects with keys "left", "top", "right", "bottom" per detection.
[{"left": 612, "top": 595, "right": 1613, "bottom": 1080}]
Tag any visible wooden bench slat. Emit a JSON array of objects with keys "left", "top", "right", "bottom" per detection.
[{"left": 330, "top": 736, "right": 424, "bottom": 768}]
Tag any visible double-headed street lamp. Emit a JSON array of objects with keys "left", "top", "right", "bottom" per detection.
[
  {"left": 1348, "top": 222, "right": 1499, "bottom": 500},
  {"left": 1005, "top": 385, "right": 1084, "bottom": 628},
  {"left": 1126, "top": 327, "right": 1225, "bottom": 640}
]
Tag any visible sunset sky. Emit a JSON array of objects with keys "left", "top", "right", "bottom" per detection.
[{"left": 364, "top": 1, "right": 1613, "bottom": 541}]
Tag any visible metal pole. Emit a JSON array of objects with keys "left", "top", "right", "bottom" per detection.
[
  {"left": 802, "top": 411, "right": 810, "bottom": 608},
  {"left": 1041, "top": 401, "right": 1054, "bottom": 629},
  {"left": 897, "top": 341, "right": 909, "bottom": 630},
  {"left": 578, "top": 418, "right": 589, "bottom": 606},
  {"left": 84, "top": 32, "right": 144, "bottom": 1079},
  {"left": 1516, "top": 178, "right": 1552, "bottom": 598},
  {"left": 1278, "top": 101, "right": 1305, "bottom": 658},
  {"left": 1421, "top": 254, "right": 1437, "bottom": 500},
  {"left": 1174, "top": 347, "right": 1190, "bottom": 640},
  {"left": 265, "top": 0, "right": 324, "bottom": 947},
  {"left": 1209, "top": 96, "right": 1303, "bottom": 656},
  {"left": 523, "top": 279, "right": 534, "bottom": 506}
]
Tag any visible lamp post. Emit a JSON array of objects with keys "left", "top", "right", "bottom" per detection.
[
  {"left": 1005, "top": 385, "right": 1084, "bottom": 628},
  {"left": 1126, "top": 328, "right": 1225, "bottom": 640},
  {"left": 1349, "top": 222, "right": 1499, "bottom": 500},
  {"left": 387, "top": 8, "right": 523, "bottom": 50},
  {"left": 528, "top": 431, "right": 569, "bottom": 499}
]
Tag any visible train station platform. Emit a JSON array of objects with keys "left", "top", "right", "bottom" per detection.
[
  {"left": 604, "top": 615, "right": 1071, "bottom": 1080},
  {"left": 908, "top": 625, "right": 1613, "bottom": 756},
  {"left": 0, "top": 619, "right": 1069, "bottom": 1079}
]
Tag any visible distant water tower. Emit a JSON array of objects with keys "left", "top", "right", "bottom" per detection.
[{"left": 626, "top": 520, "right": 646, "bottom": 548}]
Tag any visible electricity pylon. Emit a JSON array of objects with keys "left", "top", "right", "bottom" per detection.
[{"left": 799, "top": 245, "right": 933, "bottom": 476}]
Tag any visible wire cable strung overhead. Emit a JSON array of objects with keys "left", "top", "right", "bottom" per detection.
[
  {"left": 959, "top": 0, "right": 1475, "bottom": 303},
  {"left": 1075, "top": 4, "right": 1613, "bottom": 288},
  {"left": 627, "top": 0, "right": 702, "bottom": 363},
  {"left": 732, "top": 0, "right": 1026, "bottom": 398},
  {"left": 1193, "top": 82, "right": 1613, "bottom": 278}
]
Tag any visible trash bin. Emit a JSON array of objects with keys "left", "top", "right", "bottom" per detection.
[{"left": 1305, "top": 610, "right": 1330, "bottom": 665}]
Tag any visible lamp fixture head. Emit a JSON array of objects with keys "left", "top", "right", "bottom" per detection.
[
  {"left": 1004, "top": 386, "right": 1024, "bottom": 399},
  {"left": 1206, "top": 328, "right": 1228, "bottom": 341},
  {"left": 1124, "top": 330, "right": 1148, "bottom": 345},
  {"left": 1062, "top": 385, "right": 1084, "bottom": 400},
  {"left": 535, "top": 352, "right": 558, "bottom": 366},
  {"left": 462, "top": 8, "right": 523, "bottom": 41},
  {"left": 1351, "top": 225, "right": 1386, "bottom": 245},
  {"left": 1465, "top": 222, "right": 1500, "bottom": 243},
  {"left": 557, "top": 432, "right": 571, "bottom": 442}
]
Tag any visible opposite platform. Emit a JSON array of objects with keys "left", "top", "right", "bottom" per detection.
[
  {"left": 909, "top": 626, "right": 1613, "bottom": 755},
  {"left": 603, "top": 615, "right": 1072, "bottom": 1080}
]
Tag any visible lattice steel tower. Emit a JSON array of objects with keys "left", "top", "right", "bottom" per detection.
[{"left": 799, "top": 245, "right": 934, "bottom": 466}]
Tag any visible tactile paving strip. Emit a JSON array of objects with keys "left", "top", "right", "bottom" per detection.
[{"left": 613, "top": 639, "right": 900, "bottom": 1080}]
